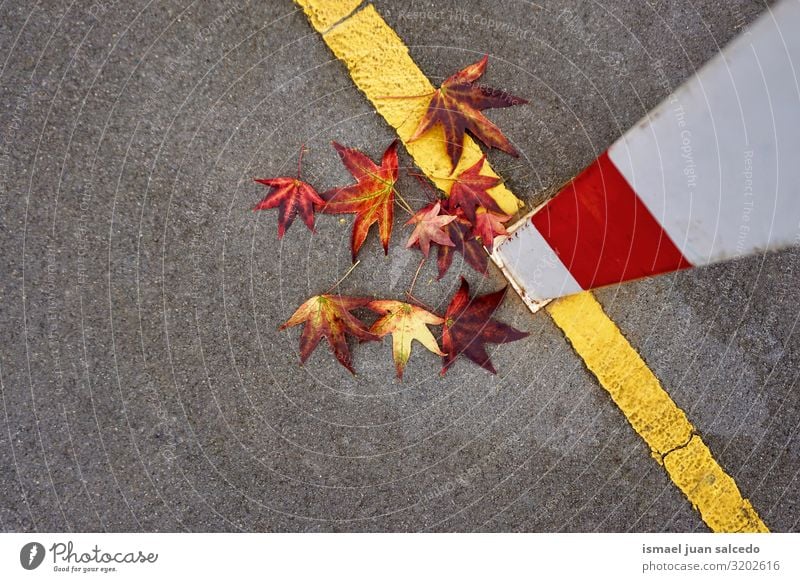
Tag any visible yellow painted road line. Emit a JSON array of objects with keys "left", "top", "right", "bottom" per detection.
[
  {"left": 295, "top": 0, "right": 768, "bottom": 533},
  {"left": 296, "top": 0, "right": 362, "bottom": 32},
  {"left": 547, "top": 293, "right": 767, "bottom": 532},
  {"left": 296, "top": 0, "right": 523, "bottom": 215}
]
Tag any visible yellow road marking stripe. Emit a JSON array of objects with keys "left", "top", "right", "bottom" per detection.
[
  {"left": 295, "top": 0, "right": 362, "bottom": 33},
  {"left": 302, "top": 2, "right": 523, "bottom": 215},
  {"left": 296, "top": 0, "right": 768, "bottom": 533},
  {"left": 547, "top": 293, "right": 768, "bottom": 532},
  {"left": 663, "top": 436, "right": 767, "bottom": 532}
]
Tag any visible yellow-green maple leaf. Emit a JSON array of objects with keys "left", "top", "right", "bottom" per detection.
[{"left": 368, "top": 300, "right": 445, "bottom": 379}]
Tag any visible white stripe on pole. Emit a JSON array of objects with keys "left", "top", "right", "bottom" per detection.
[
  {"left": 608, "top": 0, "right": 800, "bottom": 266},
  {"left": 494, "top": 211, "right": 583, "bottom": 306},
  {"left": 493, "top": 0, "right": 800, "bottom": 312}
]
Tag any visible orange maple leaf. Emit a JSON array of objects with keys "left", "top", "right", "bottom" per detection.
[
  {"left": 322, "top": 141, "right": 400, "bottom": 261},
  {"left": 280, "top": 294, "right": 379, "bottom": 374}
]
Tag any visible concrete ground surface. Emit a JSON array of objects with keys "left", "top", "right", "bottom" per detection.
[{"left": 1, "top": 0, "right": 797, "bottom": 532}]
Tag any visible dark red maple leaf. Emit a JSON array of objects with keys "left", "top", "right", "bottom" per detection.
[
  {"left": 322, "top": 141, "right": 399, "bottom": 261},
  {"left": 436, "top": 211, "right": 489, "bottom": 279},
  {"left": 254, "top": 146, "right": 325, "bottom": 238},
  {"left": 441, "top": 277, "right": 528, "bottom": 374},
  {"left": 408, "top": 55, "right": 527, "bottom": 169},
  {"left": 280, "top": 294, "right": 379, "bottom": 374}
]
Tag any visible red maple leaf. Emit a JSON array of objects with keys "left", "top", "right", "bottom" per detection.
[
  {"left": 441, "top": 277, "right": 528, "bottom": 374},
  {"left": 254, "top": 146, "right": 325, "bottom": 238},
  {"left": 436, "top": 212, "right": 489, "bottom": 279},
  {"left": 446, "top": 155, "right": 504, "bottom": 223},
  {"left": 474, "top": 208, "right": 511, "bottom": 252},
  {"left": 405, "top": 201, "right": 456, "bottom": 257},
  {"left": 280, "top": 294, "right": 379, "bottom": 374},
  {"left": 408, "top": 55, "right": 527, "bottom": 169},
  {"left": 322, "top": 140, "right": 399, "bottom": 261}
]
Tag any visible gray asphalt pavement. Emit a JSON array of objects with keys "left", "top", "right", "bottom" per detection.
[{"left": 1, "top": 0, "right": 797, "bottom": 532}]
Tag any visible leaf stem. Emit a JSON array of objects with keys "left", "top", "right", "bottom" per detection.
[
  {"left": 405, "top": 291, "right": 436, "bottom": 313},
  {"left": 410, "top": 170, "right": 504, "bottom": 185},
  {"left": 421, "top": 173, "right": 459, "bottom": 182},
  {"left": 297, "top": 144, "right": 307, "bottom": 178},
  {"left": 393, "top": 189, "right": 415, "bottom": 216},
  {"left": 374, "top": 91, "right": 436, "bottom": 100},
  {"left": 408, "top": 171, "right": 444, "bottom": 203},
  {"left": 326, "top": 260, "right": 361, "bottom": 294},
  {"left": 407, "top": 257, "right": 425, "bottom": 297}
]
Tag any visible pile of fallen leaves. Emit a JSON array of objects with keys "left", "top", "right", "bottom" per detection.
[{"left": 254, "top": 56, "right": 529, "bottom": 379}]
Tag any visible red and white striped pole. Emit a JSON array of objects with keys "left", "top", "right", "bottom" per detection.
[{"left": 493, "top": 0, "right": 800, "bottom": 312}]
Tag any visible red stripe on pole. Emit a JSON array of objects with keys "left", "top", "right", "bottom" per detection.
[{"left": 531, "top": 151, "right": 692, "bottom": 290}]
